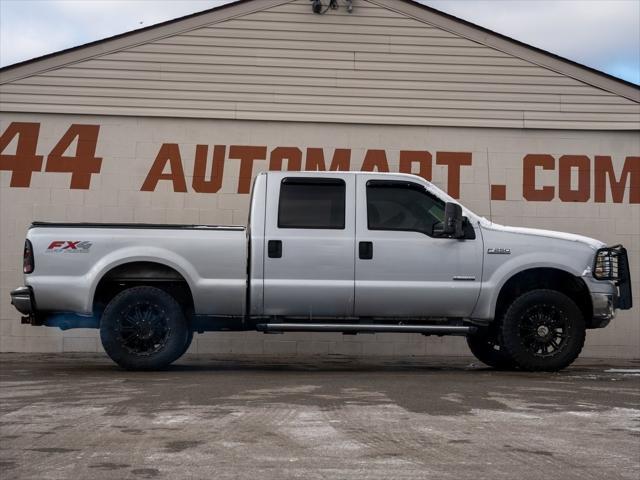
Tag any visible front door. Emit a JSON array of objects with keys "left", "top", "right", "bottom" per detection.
[
  {"left": 263, "top": 173, "right": 356, "bottom": 317},
  {"left": 354, "top": 176, "right": 483, "bottom": 318}
]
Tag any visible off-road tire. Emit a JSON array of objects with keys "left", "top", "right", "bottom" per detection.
[
  {"left": 179, "top": 329, "right": 194, "bottom": 358},
  {"left": 467, "top": 324, "right": 516, "bottom": 370},
  {"left": 100, "top": 286, "right": 189, "bottom": 370},
  {"left": 500, "top": 289, "right": 585, "bottom": 372}
]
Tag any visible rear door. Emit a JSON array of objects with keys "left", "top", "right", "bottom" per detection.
[{"left": 262, "top": 173, "right": 356, "bottom": 317}]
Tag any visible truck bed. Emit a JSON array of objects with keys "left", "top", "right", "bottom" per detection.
[{"left": 25, "top": 222, "right": 248, "bottom": 316}]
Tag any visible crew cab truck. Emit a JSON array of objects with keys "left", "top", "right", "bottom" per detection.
[{"left": 11, "top": 171, "right": 632, "bottom": 371}]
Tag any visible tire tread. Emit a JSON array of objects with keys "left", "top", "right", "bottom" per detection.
[
  {"left": 100, "top": 286, "right": 188, "bottom": 370},
  {"left": 500, "top": 289, "right": 585, "bottom": 372}
]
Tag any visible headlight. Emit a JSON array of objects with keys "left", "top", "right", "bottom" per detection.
[{"left": 593, "top": 245, "right": 622, "bottom": 281}]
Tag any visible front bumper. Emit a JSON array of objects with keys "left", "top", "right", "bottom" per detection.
[
  {"left": 591, "top": 292, "right": 616, "bottom": 322},
  {"left": 10, "top": 286, "right": 36, "bottom": 316}
]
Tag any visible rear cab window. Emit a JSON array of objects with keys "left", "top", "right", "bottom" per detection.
[{"left": 278, "top": 178, "right": 346, "bottom": 229}]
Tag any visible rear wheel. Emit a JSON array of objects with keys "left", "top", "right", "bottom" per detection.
[
  {"left": 467, "top": 324, "right": 516, "bottom": 370},
  {"left": 100, "top": 286, "right": 189, "bottom": 370},
  {"left": 179, "top": 329, "right": 194, "bottom": 358},
  {"left": 500, "top": 289, "right": 585, "bottom": 372}
]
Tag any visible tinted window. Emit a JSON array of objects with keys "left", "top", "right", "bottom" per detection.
[
  {"left": 278, "top": 178, "right": 345, "bottom": 229},
  {"left": 367, "top": 182, "right": 444, "bottom": 235}
]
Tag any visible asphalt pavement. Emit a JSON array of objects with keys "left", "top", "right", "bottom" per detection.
[{"left": 1, "top": 353, "right": 639, "bottom": 480}]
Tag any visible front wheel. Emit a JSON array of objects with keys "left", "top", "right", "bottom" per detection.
[
  {"left": 100, "top": 286, "right": 189, "bottom": 370},
  {"left": 500, "top": 289, "right": 585, "bottom": 372},
  {"left": 467, "top": 326, "right": 516, "bottom": 370}
]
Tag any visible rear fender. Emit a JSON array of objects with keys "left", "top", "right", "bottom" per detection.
[{"left": 87, "top": 246, "right": 198, "bottom": 314}]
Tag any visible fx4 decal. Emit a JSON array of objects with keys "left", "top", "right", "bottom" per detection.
[{"left": 46, "top": 241, "right": 93, "bottom": 253}]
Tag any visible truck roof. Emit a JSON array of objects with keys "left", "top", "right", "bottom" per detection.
[{"left": 262, "top": 171, "right": 427, "bottom": 181}]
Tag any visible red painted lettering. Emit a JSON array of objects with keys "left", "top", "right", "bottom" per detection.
[
  {"left": 435, "top": 152, "right": 472, "bottom": 199},
  {"left": 523, "top": 154, "right": 555, "bottom": 201},
  {"left": 594, "top": 155, "right": 639, "bottom": 204},
  {"left": 45, "top": 124, "right": 102, "bottom": 189},
  {"left": 228, "top": 146, "right": 267, "bottom": 194},
  {"left": 399, "top": 150, "right": 432, "bottom": 181},
  {"left": 0, "top": 122, "right": 43, "bottom": 187},
  {"left": 270, "top": 147, "right": 302, "bottom": 171},
  {"left": 192, "top": 144, "right": 225, "bottom": 194},
  {"left": 140, "top": 143, "right": 187, "bottom": 192},
  {"left": 361, "top": 149, "right": 389, "bottom": 172},
  {"left": 559, "top": 154, "right": 590, "bottom": 202},
  {"left": 305, "top": 148, "right": 351, "bottom": 171}
]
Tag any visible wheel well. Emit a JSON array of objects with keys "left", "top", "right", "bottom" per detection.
[
  {"left": 495, "top": 268, "right": 592, "bottom": 326},
  {"left": 93, "top": 262, "right": 194, "bottom": 320}
]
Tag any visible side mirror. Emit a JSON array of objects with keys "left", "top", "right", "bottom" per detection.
[{"left": 435, "top": 202, "right": 464, "bottom": 238}]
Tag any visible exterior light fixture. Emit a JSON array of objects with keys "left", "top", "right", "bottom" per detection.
[{"left": 310, "top": 0, "right": 353, "bottom": 14}]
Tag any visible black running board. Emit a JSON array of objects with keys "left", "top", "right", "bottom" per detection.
[{"left": 256, "top": 323, "right": 476, "bottom": 336}]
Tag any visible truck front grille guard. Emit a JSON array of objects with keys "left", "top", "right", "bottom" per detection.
[{"left": 593, "top": 245, "right": 633, "bottom": 310}]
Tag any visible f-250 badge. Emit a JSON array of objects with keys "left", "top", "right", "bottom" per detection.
[
  {"left": 487, "top": 248, "right": 511, "bottom": 254},
  {"left": 46, "top": 241, "right": 92, "bottom": 253}
]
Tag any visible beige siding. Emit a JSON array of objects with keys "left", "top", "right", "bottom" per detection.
[{"left": 0, "top": 0, "right": 638, "bottom": 129}]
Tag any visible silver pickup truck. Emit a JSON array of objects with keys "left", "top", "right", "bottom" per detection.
[{"left": 11, "top": 171, "right": 632, "bottom": 371}]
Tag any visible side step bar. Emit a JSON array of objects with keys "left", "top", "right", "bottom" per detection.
[{"left": 256, "top": 323, "right": 476, "bottom": 336}]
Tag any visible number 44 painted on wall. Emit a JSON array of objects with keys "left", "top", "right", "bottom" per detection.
[{"left": 0, "top": 122, "right": 102, "bottom": 189}]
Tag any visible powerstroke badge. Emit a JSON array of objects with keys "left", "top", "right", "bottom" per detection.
[{"left": 46, "top": 241, "right": 93, "bottom": 253}]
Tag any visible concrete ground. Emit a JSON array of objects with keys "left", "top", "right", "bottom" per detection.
[{"left": 0, "top": 354, "right": 639, "bottom": 480}]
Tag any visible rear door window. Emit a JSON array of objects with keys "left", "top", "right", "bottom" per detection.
[{"left": 278, "top": 178, "right": 346, "bottom": 229}]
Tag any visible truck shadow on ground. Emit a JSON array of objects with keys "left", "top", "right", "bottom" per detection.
[{"left": 5, "top": 352, "right": 636, "bottom": 375}]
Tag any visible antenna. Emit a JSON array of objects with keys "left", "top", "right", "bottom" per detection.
[{"left": 486, "top": 148, "right": 493, "bottom": 223}]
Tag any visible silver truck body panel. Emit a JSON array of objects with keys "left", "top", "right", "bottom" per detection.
[
  {"left": 18, "top": 171, "right": 623, "bottom": 326},
  {"left": 353, "top": 174, "right": 483, "bottom": 317},
  {"left": 248, "top": 174, "right": 267, "bottom": 316},
  {"left": 262, "top": 172, "right": 357, "bottom": 317},
  {"left": 26, "top": 226, "right": 247, "bottom": 316},
  {"left": 470, "top": 222, "right": 613, "bottom": 319}
]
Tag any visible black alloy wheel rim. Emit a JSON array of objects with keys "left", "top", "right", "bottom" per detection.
[
  {"left": 485, "top": 329, "right": 503, "bottom": 352},
  {"left": 115, "top": 302, "right": 171, "bottom": 356},
  {"left": 519, "top": 304, "right": 570, "bottom": 358}
]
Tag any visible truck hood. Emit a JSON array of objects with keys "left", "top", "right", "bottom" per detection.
[{"left": 479, "top": 219, "right": 605, "bottom": 250}]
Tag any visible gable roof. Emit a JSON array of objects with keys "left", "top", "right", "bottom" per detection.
[
  {"left": 0, "top": 0, "right": 282, "bottom": 82},
  {"left": 393, "top": 0, "right": 639, "bottom": 100},
  {"left": 1, "top": 0, "right": 638, "bottom": 129}
]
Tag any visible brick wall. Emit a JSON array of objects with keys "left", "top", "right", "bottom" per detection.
[{"left": 1, "top": 113, "right": 638, "bottom": 357}]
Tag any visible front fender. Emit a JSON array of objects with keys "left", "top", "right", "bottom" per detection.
[{"left": 471, "top": 253, "right": 586, "bottom": 320}]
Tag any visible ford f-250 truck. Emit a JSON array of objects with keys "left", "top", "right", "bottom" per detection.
[{"left": 11, "top": 171, "right": 632, "bottom": 371}]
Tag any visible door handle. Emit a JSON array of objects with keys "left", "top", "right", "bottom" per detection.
[
  {"left": 359, "top": 241, "right": 373, "bottom": 260},
  {"left": 268, "top": 240, "right": 282, "bottom": 258}
]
